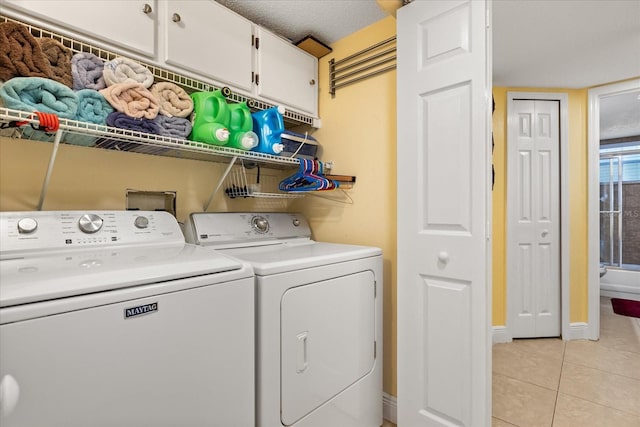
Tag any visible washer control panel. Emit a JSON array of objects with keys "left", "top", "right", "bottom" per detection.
[
  {"left": 185, "top": 212, "right": 311, "bottom": 247},
  {"left": 0, "top": 211, "right": 183, "bottom": 259}
]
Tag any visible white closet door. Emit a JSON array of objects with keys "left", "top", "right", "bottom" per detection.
[
  {"left": 397, "top": 0, "right": 491, "bottom": 425},
  {"left": 507, "top": 99, "right": 561, "bottom": 338}
]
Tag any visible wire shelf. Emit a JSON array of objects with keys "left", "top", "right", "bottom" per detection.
[
  {"left": 223, "top": 161, "right": 304, "bottom": 199},
  {"left": 0, "top": 108, "right": 301, "bottom": 168}
]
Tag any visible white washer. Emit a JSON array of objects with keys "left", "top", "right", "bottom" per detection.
[
  {"left": 0, "top": 210, "right": 255, "bottom": 427},
  {"left": 184, "top": 212, "right": 383, "bottom": 427}
]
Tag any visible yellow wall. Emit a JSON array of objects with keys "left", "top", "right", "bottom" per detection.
[
  {"left": 294, "top": 16, "right": 398, "bottom": 396},
  {"left": 491, "top": 87, "right": 589, "bottom": 326},
  {"left": 0, "top": 136, "right": 289, "bottom": 217}
]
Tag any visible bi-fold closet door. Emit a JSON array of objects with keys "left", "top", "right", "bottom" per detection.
[{"left": 507, "top": 98, "right": 561, "bottom": 338}]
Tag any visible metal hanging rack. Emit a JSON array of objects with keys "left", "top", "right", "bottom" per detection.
[{"left": 329, "top": 36, "right": 396, "bottom": 97}]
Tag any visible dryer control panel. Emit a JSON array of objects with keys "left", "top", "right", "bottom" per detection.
[
  {"left": 0, "top": 210, "right": 183, "bottom": 259},
  {"left": 184, "top": 212, "right": 311, "bottom": 248}
]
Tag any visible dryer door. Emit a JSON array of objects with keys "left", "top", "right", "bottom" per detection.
[{"left": 280, "top": 271, "right": 376, "bottom": 425}]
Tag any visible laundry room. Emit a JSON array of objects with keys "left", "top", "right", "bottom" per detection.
[
  {"left": 0, "top": 1, "right": 397, "bottom": 426},
  {"left": 2, "top": 1, "right": 639, "bottom": 426}
]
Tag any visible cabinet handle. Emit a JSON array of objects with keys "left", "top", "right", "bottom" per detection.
[
  {"left": 309, "top": 79, "right": 316, "bottom": 86},
  {"left": 172, "top": 13, "right": 182, "bottom": 23},
  {"left": 142, "top": 3, "right": 152, "bottom": 14}
]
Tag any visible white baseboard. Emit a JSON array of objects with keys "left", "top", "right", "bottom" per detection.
[
  {"left": 492, "top": 326, "right": 511, "bottom": 344},
  {"left": 383, "top": 392, "right": 397, "bottom": 424},
  {"left": 567, "top": 322, "right": 589, "bottom": 340}
]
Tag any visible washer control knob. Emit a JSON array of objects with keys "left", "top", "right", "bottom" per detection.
[
  {"left": 17, "top": 218, "right": 38, "bottom": 234},
  {"left": 78, "top": 214, "right": 103, "bottom": 234},
  {"left": 292, "top": 218, "right": 300, "bottom": 227},
  {"left": 251, "top": 216, "right": 269, "bottom": 233},
  {"left": 134, "top": 216, "right": 149, "bottom": 229}
]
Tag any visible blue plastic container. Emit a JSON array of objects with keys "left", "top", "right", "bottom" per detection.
[{"left": 251, "top": 105, "right": 285, "bottom": 155}]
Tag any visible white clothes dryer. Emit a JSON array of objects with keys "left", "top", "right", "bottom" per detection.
[
  {"left": 0, "top": 210, "right": 255, "bottom": 427},
  {"left": 184, "top": 212, "right": 383, "bottom": 427}
]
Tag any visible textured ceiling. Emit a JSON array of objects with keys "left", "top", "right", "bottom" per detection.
[
  {"left": 215, "top": 0, "right": 388, "bottom": 44},
  {"left": 600, "top": 91, "right": 640, "bottom": 140},
  {"left": 492, "top": 0, "right": 640, "bottom": 89}
]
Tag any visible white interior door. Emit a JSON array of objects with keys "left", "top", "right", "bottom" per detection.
[
  {"left": 507, "top": 99, "right": 561, "bottom": 338},
  {"left": 397, "top": 1, "right": 491, "bottom": 426}
]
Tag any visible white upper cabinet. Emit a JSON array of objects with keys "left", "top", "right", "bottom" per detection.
[
  {"left": 0, "top": 0, "right": 318, "bottom": 118},
  {"left": 256, "top": 28, "right": 318, "bottom": 116},
  {"left": 163, "top": 0, "right": 254, "bottom": 92},
  {"left": 0, "top": 0, "right": 157, "bottom": 57}
]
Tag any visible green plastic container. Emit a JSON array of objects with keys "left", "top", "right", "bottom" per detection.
[
  {"left": 189, "top": 87, "right": 231, "bottom": 145},
  {"left": 227, "top": 101, "right": 258, "bottom": 150}
]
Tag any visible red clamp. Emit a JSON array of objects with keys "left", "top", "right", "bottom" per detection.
[{"left": 1, "top": 111, "right": 60, "bottom": 133}]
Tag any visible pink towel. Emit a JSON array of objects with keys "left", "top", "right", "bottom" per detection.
[{"left": 100, "top": 82, "right": 159, "bottom": 119}]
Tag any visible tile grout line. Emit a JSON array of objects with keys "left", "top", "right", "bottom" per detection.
[
  {"left": 550, "top": 340, "right": 567, "bottom": 426},
  {"left": 561, "top": 358, "right": 640, "bottom": 382}
]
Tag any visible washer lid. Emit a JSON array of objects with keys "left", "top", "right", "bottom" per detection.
[
  {"left": 221, "top": 241, "right": 382, "bottom": 275},
  {"left": 0, "top": 244, "right": 245, "bottom": 308}
]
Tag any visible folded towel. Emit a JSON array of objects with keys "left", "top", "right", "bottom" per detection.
[
  {"left": 37, "top": 38, "right": 73, "bottom": 88},
  {"left": 106, "top": 111, "right": 161, "bottom": 135},
  {"left": 154, "top": 115, "right": 193, "bottom": 139},
  {"left": 0, "top": 22, "right": 53, "bottom": 81},
  {"left": 74, "top": 89, "right": 113, "bottom": 124},
  {"left": 99, "top": 82, "right": 159, "bottom": 119},
  {"left": 71, "top": 52, "right": 106, "bottom": 90},
  {"left": 103, "top": 57, "right": 154, "bottom": 88},
  {"left": 150, "top": 82, "right": 193, "bottom": 118},
  {"left": 0, "top": 76, "right": 78, "bottom": 119}
]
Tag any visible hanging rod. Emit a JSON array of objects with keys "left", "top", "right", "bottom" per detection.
[{"left": 329, "top": 36, "right": 396, "bottom": 97}]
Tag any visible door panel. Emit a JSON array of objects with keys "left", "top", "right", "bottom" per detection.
[
  {"left": 508, "top": 99, "right": 561, "bottom": 338},
  {"left": 280, "top": 271, "right": 375, "bottom": 426},
  {"left": 397, "top": 1, "right": 491, "bottom": 425}
]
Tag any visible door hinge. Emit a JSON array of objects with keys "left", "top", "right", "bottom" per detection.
[
  {"left": 374, "top": 280, "right": 377, "bottom": 298},
  {"left": 255, "top": 74, "right": 259, "bottom": 85},
  {"left": 251, "top": 71, "right": 254, "bottom": 83},
  {"left": 255, "top": 37, "right": 260, "bottom": 49},
  {"left": 374, "top": 341, "right": 377, "bottom": 359},
  {"left": 251, "top": 34, "right": 254, "bottom": 46}
]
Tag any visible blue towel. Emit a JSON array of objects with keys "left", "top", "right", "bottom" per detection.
[
  {"left": 74, "top": 89, "right": 113, "bottom": 125},
  {"left": 154, "top": 115, "right": 192, "bottom": 139},
  {"left": 0, "top": 76, "right": 78, "bottom": 119},
  {"left": 106, "top": 111, "right": 161, "bottom": 135}
]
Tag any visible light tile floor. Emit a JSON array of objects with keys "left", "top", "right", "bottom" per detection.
[{"left": 492, "top": 297, "right": 640, "bottom": 427}]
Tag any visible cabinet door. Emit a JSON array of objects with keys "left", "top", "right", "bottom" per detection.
[
  {"left": 256, "top": 28, "right": 318, "bottom": 116},
  {"left": 0, "top": 0, "right": 156, "bottom": 57},
  {"left": 164, "top": 0, "right": 253, "bottom": 92}
]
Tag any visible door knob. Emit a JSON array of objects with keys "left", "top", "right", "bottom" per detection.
[
  {"left": 541, "top": 229, "right": 549, "bottom": 237},
  {"left": 438, "top": 251, "right": 449, "bottom": 264},
  {"left": 142, "top": 3, "right": 152, "bottom": 14},
  {"left": 172, "top": 13, "right": 182, "bottom": 23}
]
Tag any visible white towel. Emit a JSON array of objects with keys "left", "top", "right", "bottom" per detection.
[{"left": 103, "top": 57, "right": 154, "bottom": 88}]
